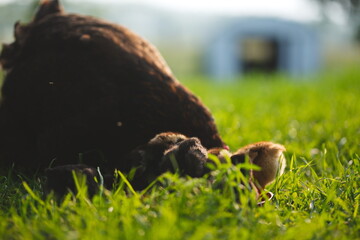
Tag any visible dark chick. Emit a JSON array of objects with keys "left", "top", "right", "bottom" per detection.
[
  {"left": 122, "top": 132, "right": 208, "bottom": 189},
  {"left": 45, "top": 164, "right": 100, "bottom": 197}
]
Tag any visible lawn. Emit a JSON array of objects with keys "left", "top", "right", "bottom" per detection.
[{"left": 0, "top": 67, "right": 359, "bottom": 239}]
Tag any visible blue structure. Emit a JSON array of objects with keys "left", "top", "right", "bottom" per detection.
[{"left": 205, "top": 18, "right": 320, "bottom": 80}]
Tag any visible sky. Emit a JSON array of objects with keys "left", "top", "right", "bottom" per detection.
[
  {"left": 0, "top": 0, "right": 318, "bottom": 18},
  {"left": 85, "top": 0, "right": 321, "bottom": 22},
  {"left": 0, "top": 0, "right": 347, "bottom": 24}
]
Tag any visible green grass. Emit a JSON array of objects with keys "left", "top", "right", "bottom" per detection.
[{"left": 0, "top": 67, "right": 359, "bottom": 239}]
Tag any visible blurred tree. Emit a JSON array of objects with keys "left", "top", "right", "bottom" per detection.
[{"left": 312, "top": 0, "right": 360, "bottom": 42}]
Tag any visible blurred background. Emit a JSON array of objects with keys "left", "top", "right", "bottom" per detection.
[{"left": 0, "top": 0, "right": 359, "bottom": 79}]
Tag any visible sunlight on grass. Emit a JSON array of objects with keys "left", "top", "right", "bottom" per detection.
[{"left": 0, "top": 67, "right": 359, "bottom": 239}]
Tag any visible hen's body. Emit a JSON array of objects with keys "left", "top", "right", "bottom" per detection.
[{"left": 0, "top": 1, "right": 224, "bottom": 172}]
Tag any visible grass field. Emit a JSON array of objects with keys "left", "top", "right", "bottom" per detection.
[{"left": 0, "top": 67, "right": 359, "bottom": 239}]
